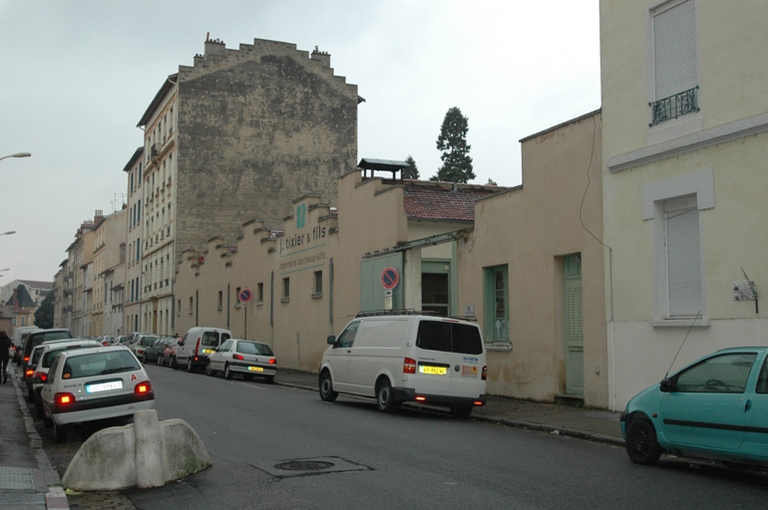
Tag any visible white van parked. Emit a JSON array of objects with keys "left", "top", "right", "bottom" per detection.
[
  {"left": 174, "top": 327, "right": 232, "bottom": 372},
  {"left": 319, "top": 311, "right": 487, "bottom": 418}
]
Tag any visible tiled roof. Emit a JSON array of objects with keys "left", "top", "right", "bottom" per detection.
[{"left": 402, "top": 182, "right": 502, "bottom": 222}]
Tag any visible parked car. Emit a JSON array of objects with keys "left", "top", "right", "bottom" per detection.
[
  {"left": 130, "top": 334, "right": 159, "bottom": 360},
  {"left": 40, "top": 345, "right": 155, "bottom": 442},
  {"left": 160, "top": 338, "right": 180, "bottom": 368},
  {"left": 12, "top": 326, "right": 40, "bottom": 364},
  {"left": 175, "top": 327, "right": 232, "bottom": 372},
  {"left": 319, "top": 311, "right": 487, "bottom": 418},
  {"left": 28, "top": 339, "right": 101, "bottom": 418},
  {"left": 206, "top": 339, "right": 277, "bottom": 382},
  {"left": 141, "top": 337, "right": 175, "bottom": 364},
  {"left": 21, "top": 329, "right": 73, "bottom": 383},
  {"left": 622, "top": 346, "right": 768, "bottom": 468}
]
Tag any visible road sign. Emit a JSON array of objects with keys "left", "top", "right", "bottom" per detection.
[
  {"left": 239, "top": 288, "right": 253, "bottom": 303},
  {"left": 380, "top": 267, "right": 399, "bottom": 290}
]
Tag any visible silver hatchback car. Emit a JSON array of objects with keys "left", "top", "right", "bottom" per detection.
[
  {"left": 205, "top": 339, "right": 276, "bottom": 383},
  {"left": 40, "top": 345, "right": 155, "bottom": 442}
]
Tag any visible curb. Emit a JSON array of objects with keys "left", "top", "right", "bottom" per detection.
[
  {"left": 275, "top": 377, "right": 626, "bottom": 448},
  {"left": 10, "top": 369, "right": 70, "bottom": 510}
]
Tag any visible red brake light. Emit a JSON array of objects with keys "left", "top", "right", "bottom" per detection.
[
  {"left": 55, "top": 392, "right": 75, "bottom": 405},
  {"left": 233, "top": 354, "right": 244, "bottom": 361},
  {"left": 482, "top": 366, "right": 487, "bottom": 381},
  {"left": 23, "top": 356, "right": 30, "bottom": 363},
  {"left": 403, "top": 357, "right": 416, "bottom": 374},
  {"left": 25, "top": 368, "right": 34, "bottom": 378},
  {"left": 33, "top": 371, "right": 47, "bottom": 382},
  {"left": 194, "top": 337, "right": 201, "bottom": 355},
  {"left": 135, "top": 381, "right": 152, "bottom": 394},
  {"left": 268, "top": 358, "right": 276, "bottom": 365},
  {"left": 415, "top": 396, "right": 427, "bottom": 402}
]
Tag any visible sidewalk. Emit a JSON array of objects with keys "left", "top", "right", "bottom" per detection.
[
  {"left": 0, "top": 364, "right": 68, "bottom": 510},
  {"left": 277, "top": 370, "right": 625, "bottom": 446}
]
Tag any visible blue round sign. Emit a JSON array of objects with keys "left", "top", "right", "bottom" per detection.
[
  {"left": 380, "top": 267, "right": 399, "bottom": 290},
  {"left": 239, "top": 288, "right": 253, "bottom": 303}
]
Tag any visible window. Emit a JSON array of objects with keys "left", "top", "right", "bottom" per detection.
[
  {"left": 673, "top": 353, "right": 756, "bottom": 393},
  {"left": 650, "top": 0, "right": 699, "bottom": 126},
  {"left": 313, "top": 270, "right": 322, "bottom": 297},
  {"left": 188, "top": 297, "right": 194, "bottom": 315},
  {"left": 483, "top": 265, "right": 509, "bottom": 343},
  {"left": 336, "top": 321, "right": 360, "bottom": 348},
  {"left": 257, "top": 282, "right": 264, "bottom": 303},
  {"left": 282, "top": 277, "right": 290, "bottom": 302},
  {"left": 665, "top": 195, "right": 702, "bottom": 318},
  {"left": 416, "top": 320, "right": 483, "bottom": 355},
  {"left": 217, "top": 291, "right": 223, "bottom": 311}
]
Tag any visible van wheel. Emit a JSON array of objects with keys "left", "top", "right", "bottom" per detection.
[
  {"left": 450, "top": 405, "right": 473, "bottom": 419},
  {"left": 186, "top": 358, "right": 194, "bottom": 373},
  {"left": 224, "top": 364, "right": 233, "bottom": 380},
  {"left": 376, "top": 379, "right": 398, "bottom": 413},
  {"left": 319, "top": 371, "right": 338, "bottom": 402}
]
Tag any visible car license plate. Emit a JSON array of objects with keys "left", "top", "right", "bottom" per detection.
[
  {"left": 419, "top": 365, "right": 447, "bottom": 375},
  {"left": 86, "top": 380, "right": 123, "bottom": 393},
  {"left": 248, "top": 366, "right": 264, "bottom": 372},
  {"left": 202, "top": 349, "right": 214, "bottom": 354}
]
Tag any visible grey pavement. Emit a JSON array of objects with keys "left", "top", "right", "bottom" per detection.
[{"left": 0, "top": 365, "right": 623, "bottom": 510}]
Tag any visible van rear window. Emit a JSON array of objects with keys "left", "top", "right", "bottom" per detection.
[{"left": 416, "top": 321, "right": 483, "bottom": 355}]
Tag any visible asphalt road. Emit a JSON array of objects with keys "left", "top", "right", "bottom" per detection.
[{"left": 37, "top": 364, "right": 768, "bottom": 509}]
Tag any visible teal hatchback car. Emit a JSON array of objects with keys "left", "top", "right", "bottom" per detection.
[{"left": 621, "top": 347, "right": 768, "bottom": 467}]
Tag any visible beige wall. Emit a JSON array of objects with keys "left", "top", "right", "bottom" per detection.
[
  {"left": 457, "top": 111, "right": 607, "bottom": 407},
  {"left": 601, "top": 0, "right": 768, "bottom": 409}
]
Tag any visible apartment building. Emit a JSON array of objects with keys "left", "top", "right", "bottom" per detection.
[
  {"left": 600, "top": 0, "right": 768, "bottom": 409},
  {"left": 134, "top": 36, "right": 360, "bottom": 335},
  {"left": 123, "top": 147, "right": 144, "bottom": 335}
]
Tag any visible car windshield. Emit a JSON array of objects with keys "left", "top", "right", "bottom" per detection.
[
  {"left": 62, "top": 350, "right": 141, "bottom": 379},
  {"left": 237, "top": 341, "right": 274, "bottom": 356}
]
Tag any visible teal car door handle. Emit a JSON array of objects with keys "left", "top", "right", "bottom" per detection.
[{"left": 745, "top": 399, "right": 752, "bottom": 412}]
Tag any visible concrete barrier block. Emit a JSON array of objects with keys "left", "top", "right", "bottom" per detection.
[{"left": 62, "top": 410, "right": 212, "bottom": 491}]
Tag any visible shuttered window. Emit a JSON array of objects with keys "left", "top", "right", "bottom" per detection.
[
  {"left": 665, "top": 195, "right": 702, "bottom": 317},
  {"left": 653, "top": 0, "right": 697, "bottom": 100},
  {"left": 483, "top": 265, "right": 509, "bottom": 343}
]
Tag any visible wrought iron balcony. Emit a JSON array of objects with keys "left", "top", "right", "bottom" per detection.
[{"left": 649, "top": 86, "right": 699, "bottom": 127}]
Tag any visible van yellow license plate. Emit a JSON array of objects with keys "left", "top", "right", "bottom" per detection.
[
  {"left": 419, "top": 365, "right": 447, "bottom": 375},
  {"left": 248, "top": 366, "right": 264, "bottom": 372}
]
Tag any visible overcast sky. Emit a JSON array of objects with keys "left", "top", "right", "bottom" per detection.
[{"left": 0, "top": 0, "right": 600, "bottom": 285}]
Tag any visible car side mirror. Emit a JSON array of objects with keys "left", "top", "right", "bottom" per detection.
[
  {"left": 659, "top": 377, "right": 674, "bottom": 393},
  {"left": 327, "top": 335, "right": 336, "bottom": 346}
]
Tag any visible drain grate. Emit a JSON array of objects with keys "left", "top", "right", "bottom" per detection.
[
  {"left": 0, "top": 466, "right": 36, "bottom": 490},
  {"left": 253, "top": 456, "right": 373, "bottom": 479}
]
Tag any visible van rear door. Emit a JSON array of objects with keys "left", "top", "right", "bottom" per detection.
[{"left": 415, "top": 319, "right": 485, "bottom": 399}]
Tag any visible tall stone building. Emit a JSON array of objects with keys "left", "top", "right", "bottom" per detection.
[{"left": 135, "top": 36, "right": 361, "bottom": 334}]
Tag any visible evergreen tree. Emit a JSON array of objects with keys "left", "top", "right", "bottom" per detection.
[
  {"left": 431, "top": 106, "right": 475, "bottom": 183},
  {"left": 403, "top": 155, "right": 420, "bottom": 179},
  {"left": 34, "top": 292, "right": 54, "bottom": 329}
]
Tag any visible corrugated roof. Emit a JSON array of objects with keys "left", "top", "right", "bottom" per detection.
[{"left": 402, "top": 182, "right": 502, "bottom": 222}]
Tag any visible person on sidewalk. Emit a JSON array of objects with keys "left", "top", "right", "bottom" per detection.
[{"left": 0, "top": 330, "right": 11, "bottom": 384}]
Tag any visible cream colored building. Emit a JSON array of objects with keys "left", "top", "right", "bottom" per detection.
[
  {"left": 455, "top": 111, "right": 607, "bottom": 407},
  {"left": 600, "top": 0, "right": 768, "bottom": 409},
  {"left": 91, "top": 209, "right": 127, "bottom": 337},
  {"left": 123, "top": 147, "right": 144, "bottom": 335},
  {"left": 174, "top": 164, "right": 504, "bottom": 372}
]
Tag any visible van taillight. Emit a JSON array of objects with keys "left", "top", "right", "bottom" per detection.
[
  {"left": 55, "top": 392, "right": 75, "bottom": 405},
  {"left": 403, "top": 357, "right": 416, "bottom": 374},
  {"left": 482, "top": 366, "right": 487, "bottom": 381},
  {"left": 194, "top": 337, "right": 201, "bottom": 355},
  {"left": 135, "top": 381, "right": 152, "bottom": 394}
]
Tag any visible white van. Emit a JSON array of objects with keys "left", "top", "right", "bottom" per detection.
[
  {"left": 319, "top": 311, "right": 487, "bottom": 418},
  {"left": 174, "top": 327, "right": 232, "bottom": 372}
]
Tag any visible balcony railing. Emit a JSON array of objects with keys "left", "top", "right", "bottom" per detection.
[{"left": 649, "top": 86, "right": 699, "bottom": 127}]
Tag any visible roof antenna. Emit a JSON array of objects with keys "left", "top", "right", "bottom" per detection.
[{"left": 664, "top": 311, "right": 700, "bottom": 378}]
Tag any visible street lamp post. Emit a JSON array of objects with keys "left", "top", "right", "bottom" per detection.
[{"left": 0, "top": 152, "right": 31, "bottom": 162}]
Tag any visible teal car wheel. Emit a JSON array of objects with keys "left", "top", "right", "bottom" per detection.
[{"left": 625, "top": 419, "right": 662, "bottom": 465}]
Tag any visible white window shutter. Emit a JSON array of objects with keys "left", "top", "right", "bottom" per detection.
[
  {"left": 666, "top": 203, "right": 702, "bottom": 317},
  {"left": 654, "top": 0, "right": 697, "bottom": 99}
]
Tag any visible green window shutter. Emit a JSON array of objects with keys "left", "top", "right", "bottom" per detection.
[{"left": 483, "top": 265, "right": 509, "bottom": 343}]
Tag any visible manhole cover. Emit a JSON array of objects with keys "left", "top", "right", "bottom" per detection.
[
  {"left": 274, "top": 460, "right": 335, "bottom": 471},
  {"left": 252, "top": 456, "right": 373, "bottom": 479}
]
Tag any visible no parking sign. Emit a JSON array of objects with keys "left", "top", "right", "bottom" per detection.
[
  {"left": 239, "top": 288, "right": 253, "bottom": 303},
  {"left": 380, "top": 267, "right": 399, "bottom": 289}
]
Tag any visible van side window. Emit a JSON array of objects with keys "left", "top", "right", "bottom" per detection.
[
  {"left": 417, "top": 321, "right": 483, "bottom": 355},
  {"left": 337, "top": 321, "right": 360, "bottom": 348}
]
